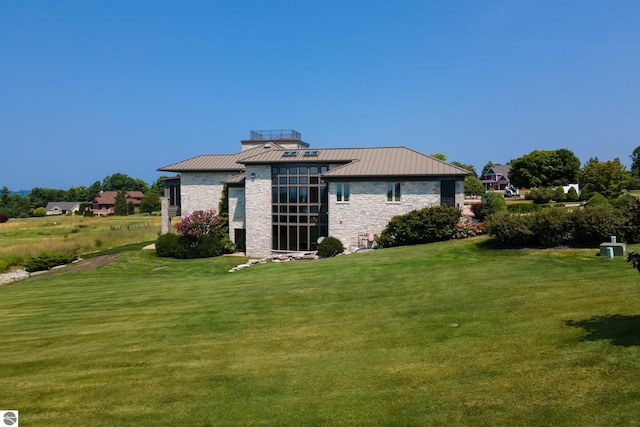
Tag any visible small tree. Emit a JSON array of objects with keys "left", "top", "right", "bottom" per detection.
[
  {"left": 464, "top": 176, "right": 485, "bottom": 198},
  {"left": 140, "top": 191, "right": 161, "bottom": 215},
  {"left": 554, "top": 186, "right": 566, "bottom": 202},
  {"left": 114, "top": 191, "right": 128, "bottom": 216},
  {"left": 481, "top": 192, "right": 507, "bottom": 218},
  {"left": 566, "top": 186, "right": 579, "bottom": 202}
]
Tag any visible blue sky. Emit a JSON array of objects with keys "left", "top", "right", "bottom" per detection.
[{"left": 1, "top": 1, "right": 639, "bottom": 191}]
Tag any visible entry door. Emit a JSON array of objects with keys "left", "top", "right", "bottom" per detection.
[{"left": 440, "top": 180, "right": 456, "bottom": 207}]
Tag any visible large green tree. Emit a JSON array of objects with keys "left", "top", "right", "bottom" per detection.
[
  {"left": 450, "top": 161, "right": 477, "bottom": 177},
  {"left": 508, "top": 149, "right": 580, "bottom": 188},
  {"left": 578, "top": 157, "right": 628, "bottom": 200},
  {"left": 102, "top": 173, "right": 149, "bottom": 193}
]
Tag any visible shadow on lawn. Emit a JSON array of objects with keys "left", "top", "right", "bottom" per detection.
[{"left": 566, "top": 315, "right": 640, "bottom": 347}]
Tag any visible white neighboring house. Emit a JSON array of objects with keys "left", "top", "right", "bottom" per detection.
[
  {"left": 158, "top": 130, "right": 472, "bottom": 258},
  {"left": 45, "top": 202, "right": 82, "bottom": 216}
]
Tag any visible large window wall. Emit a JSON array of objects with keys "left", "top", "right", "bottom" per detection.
[{"left": 271, "top": 164, "right": 329, "bottom": 251}]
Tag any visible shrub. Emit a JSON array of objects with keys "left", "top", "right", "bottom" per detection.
[
  {"left": 453, "top": 219, "right": 485, "bottom": 239},
  {"left": 174, "top": 235, "right": 226, "bottom": 259},
  {"left": 566, "top": 186, "right": 580, "bottom": 202},
  {"left": 554, "top": 186, "right": 567, "bottom": 202},
  {"left": 33, "top": 207, "right": 47, "bottom": 217},
  {"left": 507, "top": 203, "right": 537, "bottom": 214},
  {"left": 0, "top": 213, "right": 8, "bottom": 223},
  {"left": 584, "top": 192, "right": 610, "bottom": 209},
  {"left": 572, "top": 206, "right": 626, "bottom": 246},
  {"left": 156, "top": 233, "right": 233, "bottom": 259},
  {"left": 23, "top": 251, "right": 77, "bottom": 272},
  {"left": 317, "top": 236, "right": 345, "bottom": 258},
  {"left": 525, "top": 187, "right": 555, "bottom": 204},
  {"left": 485, "top": 212, "right": 535, "bottom": 247},
  {"left": 613, "top": 194, "right": 640, "bottom": 244},
  {"left": 377, "top": 205, "right": 461, "bottom": 248},
  {"left": 176, "top": 209, "right": 223, "bottom": 239},
  {"left": 481, "top": 192, "right": 507, "bottom": 218},
  {"left": 155, "top": 233, "right": 180, "bottom": 257},
  {"left": 470, "top": 203, "right": 484, "bottom": 221},
  {"left": 613, "top": 193, "right": 638, "bottom": 211},
  {"left": 530, "top": 208, "right": 573, "bottom": 246}
]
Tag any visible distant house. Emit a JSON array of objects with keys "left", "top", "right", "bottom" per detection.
[
  {"left": 91, "top": 191, "right": 145, "bottom": 216},
  {"left": 479, "top": 165, "right": 512, "bottom": 190},
  {"left": 45, "top": 202, "right": 82, "bottom": 216}
]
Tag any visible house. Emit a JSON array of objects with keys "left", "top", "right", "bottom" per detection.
[
  {"left": 45, "top": 202, "right": 82, "bottom": 216},
  {"left": 479, "top": 165, "right": 512, "bottom": 190},
  {"left": 90, "top": 191, "right": 145, "bottom": 216},
  {"left": 158, "top": 130, "right": 471, "bottom": 258}
]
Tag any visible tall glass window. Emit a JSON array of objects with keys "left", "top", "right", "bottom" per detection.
[{"left": 272, "top": 164, "right": 329, "bottom": 251}]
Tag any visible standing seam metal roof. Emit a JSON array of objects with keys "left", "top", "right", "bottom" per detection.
[{"left": 159, "top": 146, "right": 471, "bottom": 177}]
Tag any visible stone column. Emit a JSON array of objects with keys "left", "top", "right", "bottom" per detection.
[{"left": 161, "top": 197, "right": 170, "bottom": 234}]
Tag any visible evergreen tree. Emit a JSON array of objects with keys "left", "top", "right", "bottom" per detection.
[{"left": 114, "top": 191, "right": 128, "bottom": 216}]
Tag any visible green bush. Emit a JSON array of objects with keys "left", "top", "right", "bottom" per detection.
[
  {"left": 525, "top": 187, "right": 555, "bottom": 204},
  {"left": 155, "top": 233, "right": 231, "bottom": 259},
  {"left": 378, "top": 205, "right": 462, "bottom": 248},
  {"left": 572, "top": 206, "right": 626, "bottom": 246},
  {"left": 317, "top": 236, "right": 345, "bottom": 258},
  {"left": 507, "top": 203, "right": 537, "bottom": 214},
  {"left": 23, "top": 251, "right": 77, "bottom": 273},
  {"left": 566, "top": 186, "right": 580, "bottom": 202},
  {"left": 613, "top": 193, "right": 638, "bottom": 210},
  {"left": 554, "top": 186, "right": 567, "bottom": 202},
  {"left": 484, "top": 212, "right": 535, "bottom": 247},
  {"left": 481, "top": 192, "right": 507, "bottom": 218},
  {"left": 155, "top": 233, "right": 180, "bottom": 257},
  {"left": 33, "top": 207, "right": 47, "bottom": 217},
  {"left": 584, "top": 192, "right": 610, "bottom": 209},
  {"left": 530, "top": 208, "right": 573, "bottom": 246}
]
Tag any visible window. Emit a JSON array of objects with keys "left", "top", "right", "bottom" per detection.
[
  {"left": 336, "top": 183, "right": 350, "bottom": 202},
  {"left": 387, "top": 182, "right": 401, "bottom": 202}
]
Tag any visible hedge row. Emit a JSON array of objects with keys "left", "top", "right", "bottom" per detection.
[{"left": 485, "top": 206, "right": 636, "bottom": 247}]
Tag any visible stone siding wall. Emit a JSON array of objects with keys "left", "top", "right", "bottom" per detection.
[
  {"left": 244, "top": 165, "right": 272, "bottom": 257},
  {"left": 180, "top": 172, "right": 236, "bottom": 216},
  {"left": 328, "top": 180, "right": 463, "bottom": 251},
  {"left": 228, "top": 185, "right": 246, "bottom": 243}
]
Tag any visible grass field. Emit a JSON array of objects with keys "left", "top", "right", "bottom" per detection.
[
  {"left": 0, "top": 214, "right": 162, "bottom": 271},
  {"left": 2, "top": 238, "right": 640, "bottom": 425}
]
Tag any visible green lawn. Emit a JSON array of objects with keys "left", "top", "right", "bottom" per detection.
[{"left": 2, "top": 238, "right": 640, "bottom": 426}]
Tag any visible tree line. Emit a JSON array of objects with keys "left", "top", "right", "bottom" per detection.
[
  {"left": 0, "top": 173, "right": 168, "bottom": 218},
  {"left": 451, "top": 146, "right": 640, "bottom": 200}
]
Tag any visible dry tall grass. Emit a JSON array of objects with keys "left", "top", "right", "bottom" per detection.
[{"left": 0, "top": 214, "right": 162, "bottom": 271}]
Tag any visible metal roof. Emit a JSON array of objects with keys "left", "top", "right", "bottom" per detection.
[
  {"left": 241, "top": 147, "right": 472, "bottom": 178},
  {"left": 159, "top": 146, "right": 471, "bottom": 178}
]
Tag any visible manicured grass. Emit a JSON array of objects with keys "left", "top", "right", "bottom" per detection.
[{"left": 2, "top": 238, "right": 640, "bottom": 425}]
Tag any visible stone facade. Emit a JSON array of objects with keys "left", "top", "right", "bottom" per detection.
[
  {"left": 228, "top": 185, "right": 246, "bottom": 244},
  {"left": 179, "top": 172, "right": 233, "bottom": 215},
  {"left": 244, "top": 164, "right": 273, "bottom": 258},
  {"left": 328, "top": 180, "right": 464, "bottom": 251}
]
